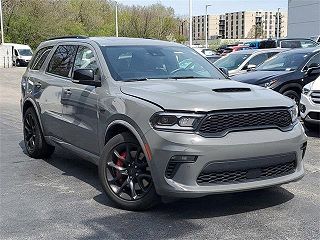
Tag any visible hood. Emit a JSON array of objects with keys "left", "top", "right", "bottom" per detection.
[
  {"left": 120, "top": 79, "right": 294, "bottom": 112},
  {"left": 306, "top": 77, "right": 320, "bottom": 91},
  {"left": 231, "top": 70, "right": 295, "bottom": 85},
  {"left": 19, "top": 55, "right": 32, "bottom": 61}
]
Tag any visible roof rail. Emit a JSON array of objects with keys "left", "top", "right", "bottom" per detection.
[{"left": 47, "top": 35, "right": 88, "bottom": 41}]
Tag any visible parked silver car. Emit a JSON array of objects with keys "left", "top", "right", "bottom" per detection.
[
  {"left": 21, "top": 37, "right": 306, "bottom": 210},
  {"left": 214, "top": 48, "right": 287, "bottom": 76}
]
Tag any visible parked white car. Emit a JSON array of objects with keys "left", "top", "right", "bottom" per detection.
[
  {"left": 300, "top": 76, "right": 320, "bottom": 130},
  {"left": 214, "top": 48, "right": 287, "bottom": 76}
]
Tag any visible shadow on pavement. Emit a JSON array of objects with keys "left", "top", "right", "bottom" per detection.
[{"left": 18, "top": 139, "right": 295, "bottom": 239}]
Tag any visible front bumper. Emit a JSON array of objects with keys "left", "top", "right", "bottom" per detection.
[
  {"left": 300, "top": 93, "right": 320, "bottom": 124},
  {"left": 144, "top": 123, "right": 306, "bottom": 197}
]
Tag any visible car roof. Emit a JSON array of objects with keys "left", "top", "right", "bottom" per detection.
[
  {"left": 229, "top": 48, "right": 287, "bottom": 55},
  {"left": 42, "top": 36, "right": 182, "bottom": 47},
  {"left": 278, "top": 47, "right": 320, "bottom": 54}
]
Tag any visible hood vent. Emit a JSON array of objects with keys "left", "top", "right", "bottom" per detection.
[{"left": 213, "top": 88, "right": 251, "bottom": 93}]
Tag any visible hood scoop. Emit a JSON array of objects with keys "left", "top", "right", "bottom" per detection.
[{"left": 213, "top": 88, "right": 251, "bottom": 93}]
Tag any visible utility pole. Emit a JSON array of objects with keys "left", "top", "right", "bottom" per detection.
[
  {"left": 277, "top": 8, "right": 280, "bottom": 39},
  {"left": 0, "top": 0, "right": 4, "bottom": 44},
  {"left": 115, "top": 2, "right": 119, "bottom": 37},
  {"left": 189, "top": 0, "right": 192, "bottom": 46},
  {"left": 205, "top": 4, "right": 211, "bottom": 48}
]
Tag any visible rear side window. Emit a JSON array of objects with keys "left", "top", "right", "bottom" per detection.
[
  {"left": 30, "top": 46, "right": 53, "bottom": 70},
  {"left": 248, "top": 53, "right": 268, "bottom": 66},
  {"left": 47, "top": 45, "right": 78, "bottom": 78}
]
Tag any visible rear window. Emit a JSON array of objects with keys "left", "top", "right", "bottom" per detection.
[
  {"left": 30, "top": 46, "right": 53, "bottom": 70},
  {"left": 47, "top": 45, "right": 78, "bottom": 78}
]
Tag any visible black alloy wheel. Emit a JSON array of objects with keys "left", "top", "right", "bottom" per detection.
[
  {"left": 106, "top": 142, "right": 152, "bottom": 200},
  {"left": 99, "top": 132, "right": 159, "bottom": 210},
  {"left": 24, "top": 112, "right": 37, "bottom": 153},
  {"left": 23, "top": 108, "right": 55, "bottom": 158}
]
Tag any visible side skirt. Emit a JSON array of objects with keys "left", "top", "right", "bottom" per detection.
[{"left": 45, "top": 136, "right": 100, "bottom": 165}]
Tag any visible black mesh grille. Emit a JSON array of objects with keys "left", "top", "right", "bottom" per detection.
[
  {"left": 199, "top": 109, "right": 292, "bottom": 136},
  {"left": 197, "top": 160, "right": 296, "bottom": 185},
  {"left": 165, "top": 161, "right": 179, "bottom": 178}
]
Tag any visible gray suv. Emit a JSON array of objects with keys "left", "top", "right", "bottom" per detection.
[{"left": 21, "top": 36, "right": 307, "bottom": 210}]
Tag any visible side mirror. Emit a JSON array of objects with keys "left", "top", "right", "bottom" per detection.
[
  {"left": 307, "top": 63, "right": 320, "bottom": 76},
  {"left": 219, "top": 67, "right": 229, "bottom": 76},
  {"left": 72, "top": 69, "right": 101, "bottom": 87},
  {"left": 246, "top": 64, "right": 256, "bottom": 71}
]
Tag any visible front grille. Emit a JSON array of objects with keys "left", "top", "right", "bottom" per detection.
[
  {"left": 311, "top": 91, "right": 320, "bottom": 104},
  {"left": 198, "top": 109, "right": 292, "bottom": 136},
  {"left": 197, "top": 158, "right": 296, "bottom": 185}
]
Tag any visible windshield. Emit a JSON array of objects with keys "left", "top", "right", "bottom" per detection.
[
  {"left": 100, "top": 45, "right": 225, "bottom": 81},
  {"left": 256, "top": 51, "right": 311, "bottom": 71},
  {"left": 214, "top": 53, "right": 251, "bottom": 70},
  {"left": 18, "top": 49, "right": 33, "bottom": 56}
]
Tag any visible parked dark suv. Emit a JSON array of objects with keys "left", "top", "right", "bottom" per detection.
[
  {"left": 232, "top": 47, "right": 320, "bottom": 104},
  {"left": 21, "top": 36, "right": 306, "bottom": 210}
]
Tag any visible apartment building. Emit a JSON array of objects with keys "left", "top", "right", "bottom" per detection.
[
  {"left": 225, "top": 11, "right": 287, "bottom": 39},
  {"left": 179, "top": 10, "right": 287, "bottom": 40},
  {"left": 192, "top": 14, "right": 225, "bottom": 40}
]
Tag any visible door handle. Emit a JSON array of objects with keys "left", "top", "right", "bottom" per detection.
[{"left": 64, "top": 89, "right": 72, "bottom": 95}]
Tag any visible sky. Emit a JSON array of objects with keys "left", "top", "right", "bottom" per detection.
[{"left": 117, "top": 0, "right": 288, "bottom": 16}]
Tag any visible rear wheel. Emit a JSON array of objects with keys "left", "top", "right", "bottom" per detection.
[
  {"left": 23, "top": 107, "right": 55, "bottom": 158},
  {"left": 99, "top": 132, "right": 159, "bottom": 210}
]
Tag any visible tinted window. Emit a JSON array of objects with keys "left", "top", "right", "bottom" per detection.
[
  {"left": 306, "top": 53, "right": 320, "bottom": 68},
  {"left": 47, "top": 45, "right": 78, "bottom": 77},
  {"left": 247, "top": 53, "right": 268, "bottom": 66},
  {"left": 101, "top": 45, "right": 225, "bottom": 81},
  {"left": 214, "top": 53, "right": 251, "bottom": 71},
  {"left": 30, "top": 47, "right": 53, "bottom": 70},
  {"left": 74, "top": 46, "right": 98, "bottom": 71},
  {"left": 257, "top": 51, "right": 312, "bottom": 71}
]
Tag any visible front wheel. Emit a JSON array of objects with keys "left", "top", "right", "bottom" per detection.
[
  {"left": 283, "top": 90, "right": 300, "bottom": 105},
  {"left": 99, "top": 132, "right": 159, "bottom": 211}
]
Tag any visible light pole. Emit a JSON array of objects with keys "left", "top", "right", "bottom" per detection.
[
  {"left": 189, "top": 0, "right": 192, "bottom": 46},
  {"left": 277, "top": 8, "right": 280, "bottom": 39},
  {"left": 115, "top": 2, "right": 119, "bottom": 37},
  {"left": 205, "top": 4, "right": 211, "bottom": 48},
  {"left": 0, "top": 0, "right": 4, "bottom": 44}
]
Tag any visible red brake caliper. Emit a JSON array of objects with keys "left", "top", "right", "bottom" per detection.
[{"left": 116, "top": 152, "right": 127, "bottom": 182}]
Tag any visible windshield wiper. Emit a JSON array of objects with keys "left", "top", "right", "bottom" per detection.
[
  {"left": 121, "top": 78, "right": 148, "bottom": 82},
  {"left": 169, "top": 76, "right": 209, "bottom": 79}
]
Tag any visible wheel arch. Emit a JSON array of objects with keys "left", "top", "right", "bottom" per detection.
[
  {"left": 279, "top": 83, "right": 303, "bottom": 95},
  {"left": 22, "top": 98, "right": 44, "bottom": 133},
  {"left": 104, "top": 120, "right": 152, "bottom": 161}
]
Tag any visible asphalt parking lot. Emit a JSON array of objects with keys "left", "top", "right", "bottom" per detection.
[{"left": 0, "top": 67, "right": 319, "bottom": 240}]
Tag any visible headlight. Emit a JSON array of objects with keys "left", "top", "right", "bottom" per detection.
[
  {"left": 289, "top": 105, "right": 298, "bottom": 123},
  {"left": 264, "top": 79, "right": 278, "bottom": 88},
  {"left": 302, "top": 87, "right": 310, "bottom": 95},
  {"left": 150, "top": 112, "right": 204, "bottom": 131}
]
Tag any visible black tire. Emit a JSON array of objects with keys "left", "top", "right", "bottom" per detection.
[
  {"left": 23, "top": 107, "right": 55, "bottom": 159},
  {"left": 283, "top": 90, "right": 300, "bottom": 105},
  {"left": 16, "top": 60, "right": 20, "bottom": 67},
  {"left": 99, "top": 132, "right": 159, "bottom": 211}
]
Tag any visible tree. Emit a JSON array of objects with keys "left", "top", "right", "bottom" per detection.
[{"left": 2, "top": 0, "right": 181, "bottom": 49}]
